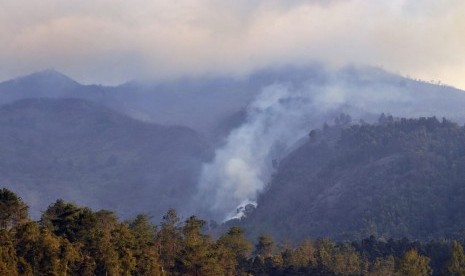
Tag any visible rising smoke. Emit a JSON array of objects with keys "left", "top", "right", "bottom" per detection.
[
  {"left": 196, "top": 66, "right": 465, "bottom": 222},
  {"left": 197, "top": 81, "right": 349, "bottom": 221}
]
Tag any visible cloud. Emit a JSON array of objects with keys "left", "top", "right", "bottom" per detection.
[{"left": 0, "top": 0, "right": 464, "bottom": 88}]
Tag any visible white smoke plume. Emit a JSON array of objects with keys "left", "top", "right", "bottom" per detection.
[
  {"left": 196, "top": 66, "right": 465, "bottom": 221},
  {"left": 197, "top": 81, "right": 348, "bottom": 221}
]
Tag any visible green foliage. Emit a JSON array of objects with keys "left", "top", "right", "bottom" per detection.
[
  {"left": 399, "top": 249, "right": 432, "bottom": 276},
  {"left": 34, "top": 228, "right": 61, "bottom": 275},
  {"left": 330, "top": 244, "right": 365, "bottom": 275},
  {"left": 158, "top": 208, "right": 182, "bottom": 273},
  {"left": 0, "top": 188, "right": 28, "bottom": 230},
  {"left": 281, "top": 239, "right": 317, "bottom": 274},
  {"left": 177, "top": 216, "right": 222, "bottom": 275},
  {"left": 255, "top": 234, "right": 276, "bottom": 258},
  {"left": 368, "top": 256, "right": 396, "bottom": 276},
  {"left": 448, "top": 241, "right": 465, "bottom": 275},
  {"left": 40, "top": 199, "right": 97, "bottom": 242},
  {"left": 0, "top": 230, "right": 18, "bottom": 276},
  {"left": 0, "top": 188, "right": 463, "bottom": 275},
  {"left": 239, "top": 116, "right": 465, "bottom": 241},
  {"left": 129, "top": 214, "right": 161, "bottom": 275},
  {"left": 216, "top": 226, "right": 253, "bottom": 275}
]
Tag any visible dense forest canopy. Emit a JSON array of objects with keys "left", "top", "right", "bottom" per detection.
[
  {"left": 3, "top": 67, "right": 465, "bottom": 224},
  {"left": 2, "top": 114, "right": 465, "bottom": 274},
  {"left": 1, "top": 187, "right": 465, "bottom": 275},
  {"left": 236, "top": 116, "right": 465, "bottom": 241}
]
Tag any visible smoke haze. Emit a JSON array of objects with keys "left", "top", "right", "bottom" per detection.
[
  {"left": 2, "top": 0, "right": 465, "bottom": 222},
  {"left": 197, "top": 66, "right": 465, "bottom": 221},
  {"left": 0, "top": 0, "right": 464, "bottom": 89}
]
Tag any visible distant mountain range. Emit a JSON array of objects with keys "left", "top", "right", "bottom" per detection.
[
  {"left": 4, "top": 66, "right": 465, "bottom": 140},
  {"left": 3, "top": 66, "right": 465, "bottom": 239},
  {"left": 0, "top": 98, "right": 210, "bottom": 219}
]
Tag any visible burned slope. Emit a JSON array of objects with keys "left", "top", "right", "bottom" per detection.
[
  {"left": 0, "top": 98, "right": 211, "bottom": 218},
  {"left": 238, "top": 117, "right": 465, "bottom": 241}
]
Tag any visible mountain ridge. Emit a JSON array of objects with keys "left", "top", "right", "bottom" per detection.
[
  {"left": 0, "top": 97, "right": 211, "bottom": 219},
  {"left": 233, "top": 116, "right": 465, "bottom": 241}
]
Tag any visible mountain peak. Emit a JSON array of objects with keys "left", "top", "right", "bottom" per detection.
[{"left": 15, "top": 69, "right": 78, "bottom": 85}]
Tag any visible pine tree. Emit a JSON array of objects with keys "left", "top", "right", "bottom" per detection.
[
  {"left": 91, "top": 210, "right": 122, "bottom": 276},
  {"left": 0, "top": 229, "right": 19, "bottom": 276},
  {"left": 253, "top": 234, "right": 282, "bottom": 274},
  {"left": 315, "top": 238, "right": 336, "bottom": 273},
  {"left": 399, "top": 249, "right": 432, "bottom": 276},
  {"left": 112, "top": 223, "right": 136, "bottom": 275},
  {"left": 158, "top": 208, "right": 182, "bottom": 274},
  {"left": 129, "top": 214, "right": 162, "bottom": 275},
  {"left": 0, "top": 188, "right": 28, "bottom": 230},
  {"left": 13, "top": 221, "right": 40, "bottom": 275},
  {"left": 368, "top": 256, "right": 397, "bottom": 276},
  {"left": 40, "top": 200, "right": 97, "bottom": 242},
  {"left": 283, "top": 239, "right": 317, "bottom": 271},
  {"left": 448, "top": 241, "right": 465, "bottom": 275},
  {"left": 255, "top": 234, "right": 275, "bottom": 258},
  {"left": 58, "top": 238, "right": 81, "bottom": 276},
  {"left": 177, "top": 216, "right": 222, "bottom": 275},
  {"left": 217, "top": 226, "right": 253, "bottom": 275},
  {"left": 34, "top": 228, "right": 61, "bottom": 275},
  {"left": 331, "top": 244, "right": 363, "bottom": 275}
]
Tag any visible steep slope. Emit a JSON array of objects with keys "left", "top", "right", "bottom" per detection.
[
  {"left": 0, "top": 98, "right": 211, "bottom": 218},
  {"left": 236, "top": 117, "right": 465, "bottom": 241},
  {"left": 0, "top": 70, "right": 111, "bottom": 104}
]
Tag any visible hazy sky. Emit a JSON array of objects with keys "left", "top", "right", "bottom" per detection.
[{"left": 1, "top": 0, "right": 464, "bottom": 88}]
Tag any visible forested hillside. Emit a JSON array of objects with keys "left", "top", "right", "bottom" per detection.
[
  {"left": 2, "top": 188, "right": 465, "bottom": 275},
  {"left": 237, "top": 116, "right": 465, "bottom": 241},
  {"left": 0, "top": 98, "right": 210, "bottom": 219}
]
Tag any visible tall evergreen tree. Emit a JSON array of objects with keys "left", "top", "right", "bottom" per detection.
[
  {"left": 34, "top": 228, "right": 61, "bottom": 276},
  {"left": 129, "top": 214, "right": 162, "bottom": 275},
  {"left": 0, "top": 229, "right": 19, "bottom": 276},
  {"left": 255, "top": 234, "right": 276, "bottom": 258},
  {"left": 400, "top": 249, "right": 432, "bottom": 276},
  {"left": 217, "top": 226, "right": 253, "bottom": 275},
  {"left": 158, "top": 208, "right": 182, "bottom": 274},
  {"left": 177, "top": 216, "right": 222, "bottom": 275},
  {"left": 448, "top": 241, "right": 465, "bottom": 276},
  {"left": 91, "top": 210, "right": 122, "bottom": 276},
  {"left": 0, "top": 188, "right": 28, "bottom": 230},
  {"left": 13, "top": 221, "right": 39, "bottom": 275}
]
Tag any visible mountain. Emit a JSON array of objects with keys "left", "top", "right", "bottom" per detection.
[
  {"left": 102, "top": 64, "right": 328, "bottom": 138},
  {"left": 234, "top": 116, "right": 465, "bottom": 241},
  {"left": 3, "top": 65, "right": 465, "bottom": 140},
  {"left": 0, "top": 98, "right": 211, "bottom": 219},
  {"left": 0, "top": 70, "right": 112, "bottom": 104},
  {"left": 4, "top": 66, "right": 465, "bottom": 228}
]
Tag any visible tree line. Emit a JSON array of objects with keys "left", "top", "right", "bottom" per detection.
[
  {"left": 240, "top": 115, "right": 465, "bottom": 242},
  {"left": 1, "top": 188, "right": 465, "bottom": 275}
]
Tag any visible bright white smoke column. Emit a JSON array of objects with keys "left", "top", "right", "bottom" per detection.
[
  {"left": 196, "top": 66, "right": 465, "bottom": 221},
  {"left": 197, "top": 82, "right": 346, "bottom": 221}
]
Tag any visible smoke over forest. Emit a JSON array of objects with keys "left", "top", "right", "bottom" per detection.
[{"left": 195, "top": 66, "right": 465, "bottom": 221}]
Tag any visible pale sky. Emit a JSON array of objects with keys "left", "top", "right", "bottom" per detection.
[{"left": 0, "top": 0, "right": 464, "bottom": 88}]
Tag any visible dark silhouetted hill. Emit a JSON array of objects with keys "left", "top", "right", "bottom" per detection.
[
  {"left": 236, "top": 116, "right": 465, "bottom": 241},
  {"left": 0, "top": 98, "right": 211, "bottom": 219}
]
